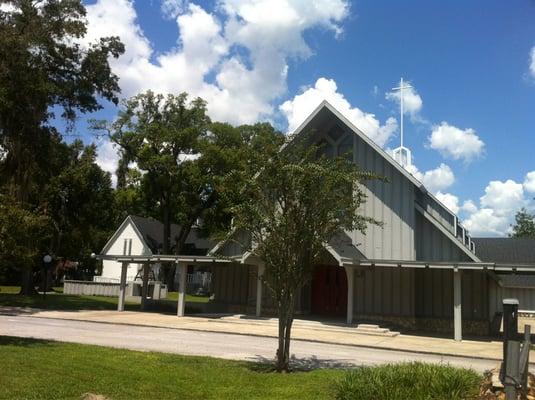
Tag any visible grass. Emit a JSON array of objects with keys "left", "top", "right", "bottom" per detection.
[
  {"left": 0, "top": 286, "right": 210, "bottom": 312},
  {"left": 0, "top": 286, "right": 139, "bottom": 311},
  {"left": 0, "top": 336, "right": 340, "bottom": 400},
  {"left": 334, "top": 361, "right": 481, "bottom": 400},
  {"left": 167, "top": 291, "right": 211, "bottom": 303}
]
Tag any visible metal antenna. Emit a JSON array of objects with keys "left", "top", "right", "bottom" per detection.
[{"left": 392, "top": 77, "right": 412, "bottom": 148}]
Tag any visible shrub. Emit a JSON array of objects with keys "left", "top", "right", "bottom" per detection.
[{"left": 335, "top": 362, "right": 480, "bottom": 400}]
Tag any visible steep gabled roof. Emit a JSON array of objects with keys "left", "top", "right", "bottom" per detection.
[
  {"left": 290, "top": 101, "right": 479, "bottom": 262},
  {"left": 101, "top": 215, "right": 216, "bottom": 256},
  {"left": 472, "top": 237, "right": 535, "bottom": 263},
  {"left": 130, "top": 215, "right": 216, "bottom": 255}
]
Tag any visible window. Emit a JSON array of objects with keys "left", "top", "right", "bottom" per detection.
[{"left": 123, "top": 238, "right": 133, "bottom": 255}]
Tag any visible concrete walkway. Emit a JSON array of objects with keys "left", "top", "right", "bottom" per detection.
[
  {"left": 0, "top": 314, "right": 506, "bottom": 373},
  {"left": 1, "top": 306, "right": 529, "bottom": 363}
]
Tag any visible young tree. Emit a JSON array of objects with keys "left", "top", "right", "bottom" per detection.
[
  {"left": 229, "top": 142, "right": 382, "bottom": 371},
  {"left": 510, "top": 208, "right": 535, "bottom": 238}
]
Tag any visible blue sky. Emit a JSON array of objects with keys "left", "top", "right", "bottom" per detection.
[{"left": 79, "top": 0, "right": 535, "bottom": 237}]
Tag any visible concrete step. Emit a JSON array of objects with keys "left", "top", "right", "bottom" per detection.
[
  {"left": 354, "top": 324, "right": 400, "bottom": 337},
  {"left": 356, "top": 324, "right": 381, "bottom": 329}
]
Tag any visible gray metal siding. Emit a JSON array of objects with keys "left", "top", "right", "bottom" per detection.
[
  {"left": 353, "top": 267, "right": 415, "bottom": 317},
  {"left": 310, "top": 128, "right": 417, "bottom": 261},
  {"left": 489, "top": 279, "right": 535, "bottom": 316},
  {"left": 212, "top": 264, "right": 249, "bottom": 305}
]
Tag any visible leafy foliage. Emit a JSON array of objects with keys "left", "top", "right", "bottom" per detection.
[
  {"left": 335, "top": 362, "right": 480, "bottom": 400},
  {"left": 0, "top": 195, "right": 52, "bottom": 285},
  {"left": 510, "top": 208, "right": 535, "bottom": 238},
  {"left": 95, "top": 91, "right": 284, "bottom": 287},
  {"left": 0, "top": 1, "right": 123, "bottom": 291},
  {"left": 230, "top": 141, "right": 383, "bottom": 371},
  {"left": 0, "top": 0, "right": 124, "bottom": 202}
]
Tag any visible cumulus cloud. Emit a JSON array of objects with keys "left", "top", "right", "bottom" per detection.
[
  {"left": 480, "top": 179, "right": 525, "bottom": 212},
  {"left": 435, "top": 191, "right": 460, "bottom": 214},
  {"left": 280, "top": 77, "right": 398, "bottom": 147},
  {"left": 464, "top": 208, "right": 510, "bottom": 237},
  {"left": 402, "top": 162, "right": 455, "bottom": 194},
  {"left": 420, "top": 163, "right": 455, "bottom": 193},
  {"left": 385, "top": 80, "right": 423, "bottom": 121},
  {"left": 523, "top": 171, "right": 535, "bottom": 193},
  {"left": 461, "top": 199, "right": 478, "bottom": 214},
  {"left": 428, "top": 122, "right": 485, "bottom": 163},
  {"left": 462, "top": 179, "right": 529, "bottom": 237},
  {"left": 95, "top": 139, "right": 120, "bottom": 187},
  {"left": 83, "top": 0, "right": 349, "bottom": 125},
  {"left": 530, "top": 47, "right": 535, "bottom": 78}
]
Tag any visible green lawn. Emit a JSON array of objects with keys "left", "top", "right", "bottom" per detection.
[
  {"left": 0, "top": 286, "right": 211, "bottom": 312},
  {"left": 167, "top": 291, "right": 211, "bottom": 303},
  {"left": 0, "top": 336, "right": 339, "bottom": 400}
]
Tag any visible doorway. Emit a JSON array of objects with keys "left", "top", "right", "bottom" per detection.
[{"left": 311, "top": 265, "right": 347, "bottom": 317}]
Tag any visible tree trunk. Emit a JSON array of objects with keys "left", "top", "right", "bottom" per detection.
[
  {"left": 275, "top": 293, "right": 295, "bottom": 372},
  {"left": 161, "top": 196, "right": 176, "bottom": 291},
  {"left": 19, "top": 266, "right": 37, "bottom": 295}
]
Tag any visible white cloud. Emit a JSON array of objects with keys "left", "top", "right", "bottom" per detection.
[
  {"left": 435, "top": 191, "right": 459, "bottom": 214},
  {"left": 83, "top": 0, "right": 349, "bottom": 125},
  {"left": 523, "top": 171, "right": 535, "bottom": 193},
  {"left": 401, "top": 162, "right": 454, "bottom": 194},
  {"left": 161, "top": 0, "right": 187, "bottom": 19},
  {"left": 95, "top": 139, "right": 120, "bottom": 187},
  {"left": 420, "top": 163, "right": 455, "bottom": 193},
  {"left": 462, "top": 179, "right": 528, "bottom": 237},
  {"left": 480, "top": 179, "right": 525, "bottom": 213},
  {"left": 464, "top": 208, "right": 510, "bottom": 238},
  {"left": 385, "top": 81, "right": 423, "bottom": 120},
  {"left": 530, "top": 46, "right": 535, "bottom": 78},
  {"left": 280, "top": 77, "right": 398, "bottom": 147},
  {"left": 461, "top": 199, "right": 478, "bottom": 214},
  {"left": 428, "top": 122, "right": 485, "bottom": 163}
]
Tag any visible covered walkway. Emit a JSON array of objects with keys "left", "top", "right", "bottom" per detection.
[{"left": 95, "top": 253, "right": 535, "bottom": 342}]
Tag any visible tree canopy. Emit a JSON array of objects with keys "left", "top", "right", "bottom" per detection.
[
  {"left": 94, "top": 91, "right": 284, "bottom": 288},
  {"left": 510, "top": 208, "right": 535, "bottom": 238},
  {"left": 0, "top": 0, "right": 124, "bottom": 293}
]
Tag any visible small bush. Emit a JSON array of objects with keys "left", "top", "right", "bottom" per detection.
[{"left": 335, "top": 362, "right": 480, "bottom": 400}]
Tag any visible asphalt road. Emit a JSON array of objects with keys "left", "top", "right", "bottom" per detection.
[{"left": 0, "top": 315, "right": 501, "bottom": 372}]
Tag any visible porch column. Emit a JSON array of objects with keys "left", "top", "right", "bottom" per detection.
[
  {"left": 453, "top": 268, "right": 462, "bottom": 341},
  {"left": 345, "top": 266, "right": 354, "bottom": 325},
  {"left": 256, "top": 264, "right": 265, "bottom": 317},
  {"left": 140, "top": 263, "right": 150, "bottom": 311},
  {"left": 177, "top": 262, "right": 187, "bottom": 317},
  {"left": 118, "top": 262, "right": 128, "bottom": 312}
]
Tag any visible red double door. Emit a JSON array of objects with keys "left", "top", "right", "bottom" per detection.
[{"left": 311, "top": 265, "right": 347, "bottom": 317}]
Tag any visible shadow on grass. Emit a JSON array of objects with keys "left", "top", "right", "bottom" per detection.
[
  {"left": 0, "top": 335, "right": 56, "bottom": 348},
  {"left": 249, "top": 354, "right": 357, "bottom": 372}
]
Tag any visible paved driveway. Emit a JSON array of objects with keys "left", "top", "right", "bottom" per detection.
[{"left": 0, "top": 315, "right": 502, "bottom": 373}]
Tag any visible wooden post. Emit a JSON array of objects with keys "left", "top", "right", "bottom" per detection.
[
  {"left": 141, "top": 263, "right": 150, "bottom": 311},
  {"left": 505, "top": 340, "right": 520, "bottom": 400},
  {"left": 118, "top": 262, "right": 128, "bottom": 312},
  {"left": 256, "top": 264, "right": 265, "bottom": 317},
  {"left": 520, "top": 325, "right": 531, "bottom": 395},
  {"left": 345, "top": 266, "right": 354, "bottom": 325},
  {"left": 453, "top": 268, "right": 462, "bottom": 341},
  {"left": 177, "top": 262, "right": 187, "bottom": 317}
]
